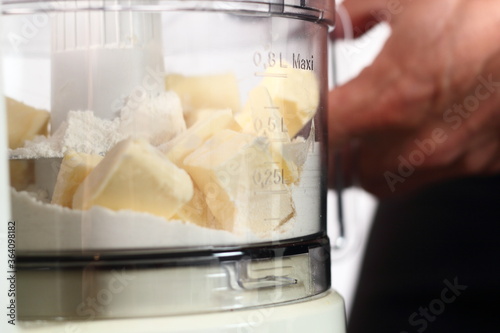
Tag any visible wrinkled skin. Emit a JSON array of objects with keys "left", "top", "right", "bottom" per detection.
[{"left": 329, "top": 0, "right": 500, "bottom": 197}]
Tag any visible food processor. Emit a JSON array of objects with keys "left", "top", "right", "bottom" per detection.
[{"left": 1, "top": 0, "right": 346, "bottom": 332}]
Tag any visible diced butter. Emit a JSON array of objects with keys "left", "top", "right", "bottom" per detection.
[
  {"left": 165, "top": 73, "right": 241, "bottom": 114},
  {"left": 6, "top": 97, "right": 50, "bottom": 190},
  {"left": 9, "top": 160, "right": 34, "bottom": 191},
  {"left": 6, "top": 97, "right": 50, "bottom": 149},
  {"left": 236, "top": 86, "right": 299, "bottom": 184},
  {"left": 51, "top": 151, "right": 103, "bottom": 208},
  {"left": 73, "top": 137, "right": 193, "bottom": 220},
  {"left": 269, "top": 143, "right": 300, "bottom": 185},
  {"left": 183, "top": 129, "right": 294, "bottom": 236},
  {"left": 236, "top": 86, "right": 289, "bottom": 139},
  {"left": 173, "top": 185, "right": 221, "bottom": 230},
  {"left": 119, "top": 91, "right": 186, "bottom": 146},
  {"left": 184, "top": 108, "right": 218, "bottom": 128},
  {"left": 161, "top": 109, "right": 240, "bottom": 166},
  {"left": 260, "top": 65, "right": 319, "bottom": 137}
]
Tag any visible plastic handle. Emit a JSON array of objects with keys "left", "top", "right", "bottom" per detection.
[{"left": 330, "top": 3, "right": 353, "bottom": 251}]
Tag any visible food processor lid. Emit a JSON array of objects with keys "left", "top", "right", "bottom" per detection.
[{"left": 2, "top": 0, "right": 335, "bottom": 25}]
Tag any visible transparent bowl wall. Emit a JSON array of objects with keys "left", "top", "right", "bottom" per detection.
[
  {"left": 3, "top": 0, "right": 337, "bottom": 321},
  {"left": 4, "top": 1, "right": 332, "bottom": 254}
]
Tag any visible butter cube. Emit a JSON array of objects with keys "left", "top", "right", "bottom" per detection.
[
  {"left": 51, "top": 151, "right": 103, "bottom": 208},
  {"left": 165, "top": 73, "right": 241, "bottom": 114},
  {"left": 260, "top": 65, "right": 319, "bottom": 137},
  {"left": 9, "top": 160, "right": 34, "bottom": 191},
  {"left": 269, "top": 143, "right": 300, "bottom": 185},
  {"left": 6, "top": 97, "right": 50, "bottom": 190},
  {"left": 184, "top": 108, "right": 218, "bottom": 128},
  {"left": 161, "top": 109, "right": 240, "bottom": 166},
  {"left": 183, "top": 130, "right": 294, "bottom": 236},
  {"left": 73, "top": 138, "right": 193, "bottom": 220},
  {"left": 173, "top": 185, "right": 220, "bottom": 230},
  {"left": 6, "top": 97, "right": 50, "bottom": 149},
  {"left": 236, "top": 86, "right": 290, "bottom": 139},
  {"left": 236, "top": 86, "right": 299, "bottom": 184}
]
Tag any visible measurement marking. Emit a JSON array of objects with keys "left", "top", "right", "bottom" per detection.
[
  {"left": 254, "top": 190, "right": 289, "bottom": 195},
  {"left": 254, "top": 72, "right": 288, "bottom": 78},
  {"left": 253, "top": 265, "right": 294, "bottom": 272}
]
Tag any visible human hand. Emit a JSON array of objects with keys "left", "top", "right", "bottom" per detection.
[{"left": 329, "top": 0, "right": 500, "bottom": 197}]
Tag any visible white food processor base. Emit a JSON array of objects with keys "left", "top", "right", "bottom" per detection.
[{"left": 18, "top": 290, "right": 346, "bottom": 333}]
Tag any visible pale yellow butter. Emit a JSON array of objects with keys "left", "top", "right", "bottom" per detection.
[
  {"left": 6, "top": 97, "right": 50, "bottom": 190},
  {"left": 163, "top": 109, "right": 240, "bottom": 228},
  {"left": 6, "top": 97, "right": 50, "bottom": 149},
  {"left": 184, "top": 108, "right": 219, "bottom": 128},
  {"left": 9, "top": 160, "right": 34, "bottom": 191},
  {"left": 236, "top": 86, "right": 299, "bottom": 184},
  {"left": 183, "top": 129, "right": 294, "bottom": 236},
  {"left": 173, "top": 185, "right": 221, "bottom": 230},
  {"left": 73, "top": 137, "right": 193, "bottom": 220},
  {"left": 165, "top": 73, "right": 241, "bottom": 114},
  {"left": 162, "top": 109, "right": 240, "bottom": 166},
  {"left": 236, "top": 86, "right": 289, "bottom": 139},
  {"left": 260, "top": 65, "right": 319, "bottom": 137},
  {"left": 51, "top": 151, "right": 103, "bottom": 208}
]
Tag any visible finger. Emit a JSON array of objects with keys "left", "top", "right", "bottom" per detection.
[
  {"left": 339, "top": 0, "right": 392, "bottom": 38},
  {"left": 328, "top": 51, "right": 409, "bottom": 148},
  {"left": 463, "top": 134, "right": 499, "bottom": 173},
  {"left": 356, "top": 127, "right": 500, "bottom": 197},
  {"left": 487, "top": 156, "right": 500, "bottom": 174},
  {"left": 357, "top": 154, "right": 465, "bottom": 198},
  {"left": 424, "top": 94, "right": 500, "bottom": 168}
]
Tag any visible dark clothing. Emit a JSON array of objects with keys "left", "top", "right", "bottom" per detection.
[{"left": 348, "top": 174, "right": 500, "bottom": 333}]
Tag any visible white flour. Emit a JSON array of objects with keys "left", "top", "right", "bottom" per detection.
[
  {"left": 11, "top": 145, "right": 321, "bottom": 252},
  {"left": 10, "top": 110, "right": 123, "bottom": 158},
  {"left": 12, "top": 187, "right": 314, "bottom": 251},
  {"left": 9, "top": 91, "right": 186, "bottom": 159},
  {"left": 12, "top": 188, "right": 252, "bottom": 251},
  {"left": 119, "top": 91, "right": 186, "bottom": 146}
]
